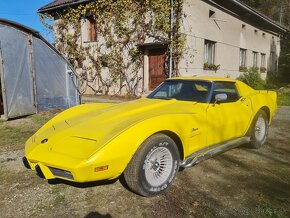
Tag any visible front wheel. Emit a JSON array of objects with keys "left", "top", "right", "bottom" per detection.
[
  {"left": 248, "top": 110, "right": 269, "bottom": 149},
  {"left": 124, "top": 134, "right": 180, "bottom": 197}
]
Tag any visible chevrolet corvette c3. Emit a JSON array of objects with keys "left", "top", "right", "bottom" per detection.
[{"left": 23, "top": 77, "right": 277, "bottom": 196}]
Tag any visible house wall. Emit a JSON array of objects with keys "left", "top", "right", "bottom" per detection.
[
  {"left": 179, "top": 0, "right": 281, "bottom": 79},
  {"left": 53, "top": 0, "right": 283, "bottom": 95},
  {"left": 55, "top": 17, "right": 145, "bottom": 95}
]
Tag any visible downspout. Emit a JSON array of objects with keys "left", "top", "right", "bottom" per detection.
[{"left": 169, "top": 0, "right": 174, "bottom": 78}]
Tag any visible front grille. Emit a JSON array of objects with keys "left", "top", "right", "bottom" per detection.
[
  {"left": 49, "top": 167, "right": 74, "bottom": 180},
  {"left": 35, "top": 165, "right": 45, "bottom": 179}
]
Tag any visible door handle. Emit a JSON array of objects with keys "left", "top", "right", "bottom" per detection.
[{"left": 240, "top": 97, "right": 247, "bottom": 102}]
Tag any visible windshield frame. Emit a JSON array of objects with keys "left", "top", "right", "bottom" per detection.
[{"left": 147, "top": 79, "right": 213, "bottom": 103}]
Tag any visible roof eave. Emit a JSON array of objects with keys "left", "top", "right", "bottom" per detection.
[
  {"left": 232, "top": 0, "right": 289, "bottom": 34},
  {"left": 38, "top": 0, "right": 90, "bottom": 14},
  {"left": 205, "top": 0, "right": 289, "bottom": 36}
]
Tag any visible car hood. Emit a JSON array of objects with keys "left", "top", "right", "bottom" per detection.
[{"left": 27, "top": 98, "right": 198, "bottom": 160}]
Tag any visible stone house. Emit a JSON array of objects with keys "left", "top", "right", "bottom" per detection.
[{"left": 39, "top": 0, "right": 289, "bottom": 95}]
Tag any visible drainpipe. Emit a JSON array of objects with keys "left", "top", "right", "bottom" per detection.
[{"left": 169, "top": 0, "right": 174, "bottom": 78}]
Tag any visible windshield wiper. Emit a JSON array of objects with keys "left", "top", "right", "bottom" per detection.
[{"left": 154, "top": 97, "right": 175, "bottom": 100}]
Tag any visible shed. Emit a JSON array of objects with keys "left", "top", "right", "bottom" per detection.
[{"left": 0, "top": 19, "right": 80, "bottom": 119}]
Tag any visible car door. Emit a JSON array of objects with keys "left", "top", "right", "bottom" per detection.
[{"left": 206, "top": 81, "right": 252, "bottom": 146}]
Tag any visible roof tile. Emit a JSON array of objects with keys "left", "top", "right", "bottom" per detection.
[{"left": 38, "top": 0, "right": 79, "bottom": 12}]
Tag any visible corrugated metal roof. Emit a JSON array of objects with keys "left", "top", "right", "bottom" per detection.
[{"left": 0, "top": 18, "right": 40, "bottom": 36}]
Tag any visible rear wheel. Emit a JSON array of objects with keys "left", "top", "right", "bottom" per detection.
[
  {"left": 124, "top": 134, "right": 180, "bottom": 197},
  {"left": 248, "top": 110, "right": 269, "bottom": 149}
]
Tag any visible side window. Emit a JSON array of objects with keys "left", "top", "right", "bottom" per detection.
[{"left": 211, "top": 82, "right": 240, "bottom": 103}]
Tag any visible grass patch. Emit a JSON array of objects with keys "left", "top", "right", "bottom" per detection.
[
  {"left": 277, "top": 93, "right": 290, "bottom": 106},
  {"left": 0, "top": 112, "right": 57, "bottom": 152},
  {"left": 0, "top": 125, "right": 34, "bottom": 152},
  {"left": 256, "top": 200, "right": 288, "bottom": 218},
  {"left": 1, "top": 157, "right": 17, "bottom": 163},
  {"left": 30, "top": 112, "right": 56, "bottom": 125}
]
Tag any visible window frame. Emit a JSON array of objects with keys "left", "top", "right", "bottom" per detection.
[
  {"left": 87, "top": 16, "right": 97, "bottom": 42},
  {"left": 239, "top": 49, "right": 247, "bottom": 67},
  {"left": 261, "top": 53, "right": 266, "bottom": 68},
  {"left": 204, "top": 40, "right": 216, "bottom": 65},
  {"left": 252, "top": 51, "right": 258, "bottom": 67}
]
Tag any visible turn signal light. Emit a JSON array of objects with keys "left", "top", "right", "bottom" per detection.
[{"left": 94, "top": 165, "right": 109, "bottom": 172}]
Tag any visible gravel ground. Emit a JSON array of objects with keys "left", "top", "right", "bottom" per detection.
[{"left": 0, "top": 107, "right": 289, "bottom": 218}]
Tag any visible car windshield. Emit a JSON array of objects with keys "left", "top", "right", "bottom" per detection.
[{"left": 147, "top": 80, "right": 212, "bottom": 103}]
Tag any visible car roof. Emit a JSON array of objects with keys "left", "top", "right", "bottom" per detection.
[{"left": 167, "top": 76, "right": 238, "bottom": 82}]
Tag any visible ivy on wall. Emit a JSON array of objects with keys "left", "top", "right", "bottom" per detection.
[{"left": 40, "top": 0, "right": 185, "bottom": 96}]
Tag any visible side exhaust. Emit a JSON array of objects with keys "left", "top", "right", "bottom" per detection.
[{"left": 180, "top": 137, "right": 250, "bottom": 168}]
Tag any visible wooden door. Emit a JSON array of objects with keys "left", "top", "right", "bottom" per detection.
[{"left": 148, "top": 49, "right": 167, "bottom": 90}]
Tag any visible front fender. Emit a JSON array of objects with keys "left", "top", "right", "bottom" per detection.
[{"left": 84, "top": 113, "right": 199, "bottom": 181}]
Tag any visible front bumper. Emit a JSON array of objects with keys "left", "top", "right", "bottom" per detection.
[
  {"left": 22, "top": 156, "right": 124, "bottom": 183},
  {"left": 23, "top": 157, "right": 74, "bottom": 181}
]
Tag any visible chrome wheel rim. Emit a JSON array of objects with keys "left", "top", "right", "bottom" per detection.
[
  {"left": 255, "top": 116, "right": 266, "bottom": 142},
  {"left": 144, "top": 147, "right": 173, "bottom": 187}
]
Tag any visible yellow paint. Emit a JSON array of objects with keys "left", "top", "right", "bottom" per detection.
[{"left": 24, "top": 77, "right": 277, "bottom": 182}]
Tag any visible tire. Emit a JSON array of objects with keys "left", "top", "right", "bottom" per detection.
[
  {"left": 248, "top": 110, "right": 269, "bottom": 149},
  {"left": 124, "top": 134, "right": 180, "bottom": 197}
]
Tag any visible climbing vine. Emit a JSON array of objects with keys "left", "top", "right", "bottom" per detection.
[{"left": 40, "top": 0, "right": 185, "bottom": 96}]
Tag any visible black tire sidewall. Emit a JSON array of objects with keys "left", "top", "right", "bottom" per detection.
[
  {"left": 138, "top": 135, "right": 180, "bottom": 196},
  {"left": 250, "top": 110, "right": 269, "bottom": 148}
]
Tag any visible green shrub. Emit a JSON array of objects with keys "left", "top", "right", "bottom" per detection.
[{"left": 237, "top": 67, "right": 266, "bottom": 90}]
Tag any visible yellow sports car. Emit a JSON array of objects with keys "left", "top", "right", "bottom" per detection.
[{"left": 23, "top": 77, "right": 277, "bottom": 196}]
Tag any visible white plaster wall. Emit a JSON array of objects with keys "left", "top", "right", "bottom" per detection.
[
  {"left": 179, "top": 0, "right": 281, "bottom": 79},
  {"left": 54, "top": 0, "right": 282, "bottom": 95}
]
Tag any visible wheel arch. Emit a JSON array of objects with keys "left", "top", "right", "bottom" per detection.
[
  {"left": 246, "top": 106, "right": 270, "bottom": 136},
  {"left": 260, "top": 106, "right": 270, "bottom": 122},
  {"left": 157, "top": 130, "right": 184, "bottom": 160}
]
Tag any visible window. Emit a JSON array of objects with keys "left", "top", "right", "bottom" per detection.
[
  {"left": 204, "top": 40, "right": 216, "bottom": 64},
  {"left": 261, "top": 53, "right": 266, "bottom": 68},
  {"left": 211, "top": 82, "right": 240, "bottom": 103},
  {"left": 252, "top": 52, "right": 258, "bottom": 67},
  {"left": 87, "top": 16, "right": 97, "bottom": 42},
  {"left": 239, "top": 49, "right": 247, "bottom": 67},
  {"left": 269, "top": 51, "right": 277, "bottom": 71},
  {"left": 148, "top": 80, "right": 212, "bottom": 103}
]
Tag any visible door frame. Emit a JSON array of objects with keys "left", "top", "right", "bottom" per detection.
[
  {"left": 148, "top": 48, "right": 167, "bottom": 91},
  {"left": 139, "top": 42, "right": 168, "bottom": 92},
  {"left": 0, "top": 41, "right": 8, "bottom": 119}
]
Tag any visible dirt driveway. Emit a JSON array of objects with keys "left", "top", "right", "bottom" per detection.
[{"left": 0, "top": 107, "right": 289, "bottom": 218}]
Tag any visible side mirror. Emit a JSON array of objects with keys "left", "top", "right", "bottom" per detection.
[{"left": 214, "top": 93, "right": 227, "bottom": 104}]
